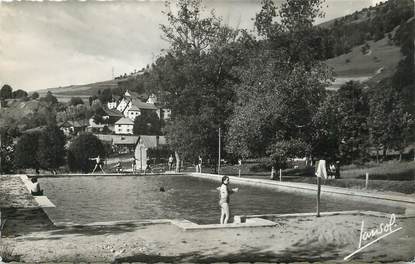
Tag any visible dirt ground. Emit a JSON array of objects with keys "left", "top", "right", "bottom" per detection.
[{"left": 1, "top": 214, "right": 414, "bottom": 263}]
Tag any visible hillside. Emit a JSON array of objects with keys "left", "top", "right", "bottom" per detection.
[
  {"left": 36, "top": 79, "right": 119, "bottom": 103},
  {"left": 325, "top": 32, "right": 402, "bottom": 89}
]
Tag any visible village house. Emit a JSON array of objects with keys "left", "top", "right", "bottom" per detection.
[
  {"left": 95, "top": 134, "right": 139, "bottom": 154},
  {"left": 59, "top": 120, "right": 88, "bottom": 136},
  {"left": 108, "top": 90, "right": 170, "bottom": 121},
  {"left": 88, "top": 107, "right": 124, "bottom": 133},
  {"left": 114, "top": 117, "right": 134, "bottom": 134}
]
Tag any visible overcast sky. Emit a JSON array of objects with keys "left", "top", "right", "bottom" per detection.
[{"left": 0, "top": 0, "right": 383, "bottom": 92}]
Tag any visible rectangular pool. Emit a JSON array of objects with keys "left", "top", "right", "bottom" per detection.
[{"left": 40, "top": 175, "right": 404, "bottom": 224}]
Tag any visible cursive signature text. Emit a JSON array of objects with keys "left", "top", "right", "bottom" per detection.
[{"left": 344, "top": 213, "right": 403, "bottom": 261}]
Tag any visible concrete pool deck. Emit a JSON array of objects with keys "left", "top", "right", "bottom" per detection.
[
  {"left": 1, "top": 173, "right": 415, "bottom": 262},
  {"left": 2, "top": 210, "right": 415, "bottom": 263},
  {"left": 188, "top": 172, "right": 415, "bottom": 214}
]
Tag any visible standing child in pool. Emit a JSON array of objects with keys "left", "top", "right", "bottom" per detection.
[{"left": 217, "top": 176, "right": 239, "bottom": 224}]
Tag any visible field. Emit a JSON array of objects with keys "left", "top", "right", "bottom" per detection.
[{"left": 325, "top": 35, "right": 402, "bottom": 90}]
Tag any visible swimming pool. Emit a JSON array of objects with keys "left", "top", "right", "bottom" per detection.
[{"left": 40, "top": 175, "right": 404, "bottom": 224}]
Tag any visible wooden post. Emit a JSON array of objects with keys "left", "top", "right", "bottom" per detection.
[
  {"left": 279, "top": 169, "right": 282, "bottom": 182},
  {"left": 317, "top": 177, "right": 321, "bottom": 217},
  {"left": 365, "top": 172, "right": 369, "bottom": 189},
  {"left": 218, "top": 128, "right": 221, "bottom": 175}
]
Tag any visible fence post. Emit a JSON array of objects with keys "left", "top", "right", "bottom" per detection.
[
  {"left": 279, "top": 169, "right": 282, "bottom": 182},
  {"left": 365, "top": 172, "right": 369, "bottom": 189},
  {"left": 316, "top": 177, "right": 321, "bottom": 217}
]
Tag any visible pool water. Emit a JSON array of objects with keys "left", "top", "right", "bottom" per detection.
[{"left": 40, "top": 175, "right": 404, "bottom": 224}]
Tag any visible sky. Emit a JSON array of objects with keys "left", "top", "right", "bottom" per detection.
[{"left": 0, "top": 0, "right": 384, "bottom": 92}]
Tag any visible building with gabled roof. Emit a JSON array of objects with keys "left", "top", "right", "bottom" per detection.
[
  {"left": 115, "top": 117, "right": 134, "bottom": 134},
  {"left": 108, "top": 90, "right": 170, "bottom": 127},
  {"left": 127, "top": 105, "right": 141, "bottom": 121}
]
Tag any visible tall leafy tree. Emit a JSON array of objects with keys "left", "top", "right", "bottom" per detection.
[
  {"left": 312, "top": 91, "right": 342, "bottom": 161},
  {"left": 151, "top": 0, "right": 240, "bottom": 171},
  {"left": 14, "top": 132, "right": 41, "bottom": 171},
  {"left": 336, "top": 81, "right": 370, "bottom": 163},
  {"left": 37, "top": 126, "right": 66, "bottom": 173},
  {"left": 226, "top": 0, "right": 332, "bottom": 164},
  {"left": 0, "top": 84, "right": 12, "bottom": 100}
]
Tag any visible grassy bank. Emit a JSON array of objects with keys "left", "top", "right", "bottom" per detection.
[
  {"left": 340, "top": 161, "right": 415, "bottom": 180},
  {"left": 215, "top": 160, "right": 415, "bottom": 194}
]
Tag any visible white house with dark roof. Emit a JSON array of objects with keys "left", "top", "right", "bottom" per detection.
[
  {"left": 109, "top": 90, "right": 171, "bottom": 124},
  {"left": 115, "top": 117, "right": 134, "bottom": 134},
  {"left": 127, "top": 105, "right": 141, "bottom": 121}
]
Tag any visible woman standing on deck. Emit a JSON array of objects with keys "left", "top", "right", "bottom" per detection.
[{"left": 217, "top": 176, "right": 238, "bottom": 224}]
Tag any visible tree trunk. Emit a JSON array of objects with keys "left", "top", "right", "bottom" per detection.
[{"left": 175, "top": 151, "right": 180, "bottom": 173}]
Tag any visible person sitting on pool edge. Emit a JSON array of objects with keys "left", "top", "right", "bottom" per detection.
[
  {"left": 30, "top": 177, "right": 43, "bottom": 196},
  {"left": 217, "top": 176, "right": 239, "bottom": 224}
]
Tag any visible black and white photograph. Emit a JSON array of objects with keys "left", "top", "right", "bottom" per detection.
[{"left": 0, "top": 0, "right": 414, "bottom": 263}]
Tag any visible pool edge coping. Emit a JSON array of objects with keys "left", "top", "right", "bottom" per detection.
[{"left": 187, "top": 172, "right": 415, "bottom": 207}]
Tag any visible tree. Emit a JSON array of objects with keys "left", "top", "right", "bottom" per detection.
[
  {"left": 226, "top": 0, "right": 332, "bottom": 160},
  {"left": 0, "top": 84, "right": 12, "bottom": 100},
  {"left": 67, "top": 133, "right": 106, "bottom": 173},
  {"left": 312, "top": 91, "right": 342, "bottom": 161},
  {"left": 153, "top": 0, "right": 240, "bottom": 171},
  {"left": 160, "top": 0, "right": 223, "bottom": 54},
  {"left": 14, "top": 132, "right": 41, "bottom": 171},
  {"left": 336, "top": 81, "right": 370, "bottom": 163},
  {"left": 98, "top": 88, "right": 112, "bottom": 104},
  {"left": 31, "top": 92, "right": 39, "bottom": 100},
  {"left": 133, "top": 110, "right": 161, "bottom": 135},
  {"left": 12, "top": 89, "right": 28, "bottom": 99},
  {"left": 69, "top": 97, "right": 84, "bottom": 106},
  {"left": 0, "top": 127, "right": 16, "bottom": 174},
  {"left": 37, "top": 126, "right": 66, "bottom": 173},
  {"left": 40, "top": 91, "right": 58, "bottom": 105},
  {"left": 269, "top": 139, "right": 310, "bottom": 170}
]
